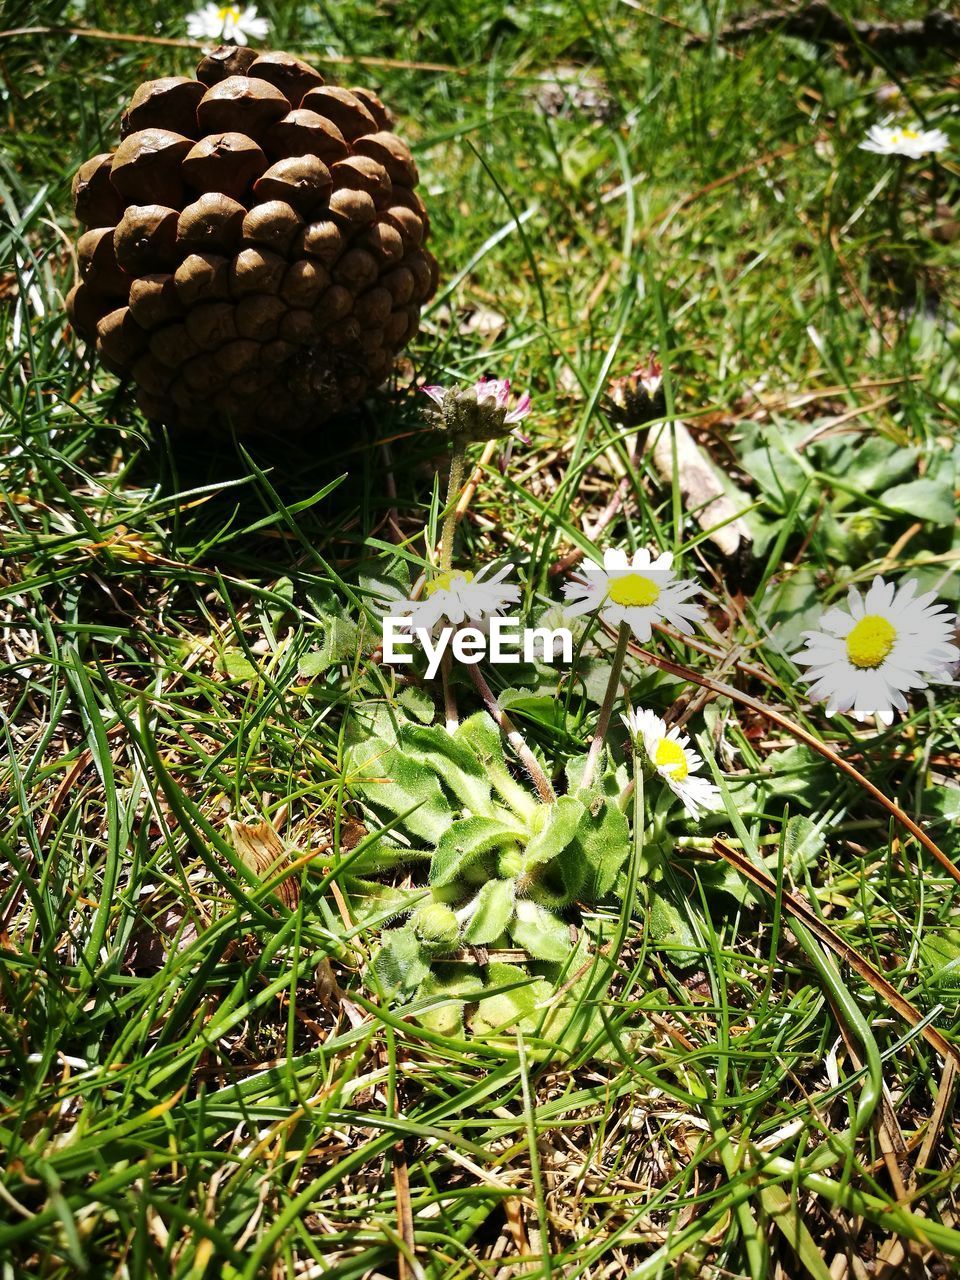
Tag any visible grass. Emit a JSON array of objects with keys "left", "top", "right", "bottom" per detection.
[{"left": 2, "top": 0, "right": 960, "bottom": 1276}]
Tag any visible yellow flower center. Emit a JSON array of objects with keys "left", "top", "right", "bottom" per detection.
[
  {"left": 654, "top": 738, "right": 688, "bottom": 781},
  {"left": 608, "top": 572, "right": 661, "bottom": 608},
  {"left": 894, "top": 128, "right": 919, "bottom": 142},
  {"left": 425, "top": 569, "right": 473, "bottom": 596},
  {"left": 218, "top": 5, "right": 241, "bottom": 20},
  {"left": 845, "top": 614, "right": 897, "bottom": 669}
]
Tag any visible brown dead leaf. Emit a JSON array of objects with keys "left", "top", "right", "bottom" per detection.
[
  {"left": 650, "top": 419, "right": 753, "bottom": 560},
  {"left": 230, "top": 818, "right": 299, "bottom": 910}
]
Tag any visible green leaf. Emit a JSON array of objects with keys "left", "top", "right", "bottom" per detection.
[
  {"left": 817, "top": 434, "right": 918, "bottom": 492},
  {"left": 510, "top": 899, "right": 574, "bottom": 962},
  {"left": 373, "top": 925, "right": 430, "bottom": 996},
  {"left": 453, "top": 710, "right": 510, "bottom": 772},
  {"left": 462, "top": 878, "right": 516, "bottom": 945},
  {"left": 648, "top": 891, "right": 700, "bottom": 968},
  {"left": 400, "top": 722, "right": 493, "bottom": 813},
  {"left": 470, "top": 963, "right": 548, "bottom": 1036},
  {"left": 299, "top": 612, "right": 359, "bottom": 677},
  {"left": 347, "top": 738, "right": 453, "bottom": 844},
  {"left": 397, "top": 685, "right": 436, "bottom": 724},
  {"left": 497, "top": 688, "right": 569, "bottom": 732},
  {"left": 266, "top": 576, "right": 295, "bottom": 629},
  {"left": 524, "top": 795, "right": 585, "bottom": 867},
  {"left": 221, "top": 650, "right": 258, "bottom": 681},
  {"left": 884, "top": 477, "right": 955, "bottom": 526},
  {"left": 573, "top": 796, "right": 631, "bottom": 900},
  {"left": 415, "top": 966, "right": 486, "bottom": 1036},
  {"left": 454, "top": 711, "right": 538, "bottom": 819},
  {"left": 522, "top": 796, "right": 588, "bottom": 908},
  {"left": 779, "top": 814, "right": 824, "bottom": 874},
  {"left": 429, "top": 816, "right": 517, "bottom": 889}
]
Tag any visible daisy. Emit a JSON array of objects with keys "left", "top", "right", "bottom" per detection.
[
  {"left": 860, "top": 123, "right": 949, "bottom": 159},
  {"left": 563, "top": 547, "right": 705, "bottom": 642},
  {"left": 392, "top": 564, "right": 520, "bottom": 634},
  {"left": 623, "top": 708, "right": 721, "bottom": 819},
  {"left": 422, "top": 376, "right": 532, "bottom": 444},
  {"left": 795, "top": 575, "right": 959, "bottom": 726},
  {"left": 423, "top": 376, "right": 532, "bottom": 424},
  {"left": 186, "top": 3, "right": 269, "bottom": 45},
  {"left": 606, "top": 357, "right": 665, "bottom": 429}
]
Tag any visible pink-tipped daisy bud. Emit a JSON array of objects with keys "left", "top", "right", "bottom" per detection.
[
  {"left": 606, "top": 357, "right": 664, "bottom": 429},
  {"left": 422, "top": 375, "right": 532, "bottom": 443}
]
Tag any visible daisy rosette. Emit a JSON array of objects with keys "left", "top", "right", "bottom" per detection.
[
  {"left": 563, "top": 547, "right": 705, "bottom": 643},
  {"left": 392, "top": 564, "right": 520, "bottom": 635},
  {"left": 860, "top": 123, "right": 949, "bottom": 159},
  {"left": 422, "top": 377, "right": 532, "bottom": 444},
  {"left": 795, "top": 575, "right": 959, "bottom": 726},
  {"left": 186, "top": 3, "right": 269, "bottom": 44},
  {"left": 623, "top": 709, "right": 721, "bottom": 819}
]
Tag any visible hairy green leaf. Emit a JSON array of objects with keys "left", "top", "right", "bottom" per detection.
[
  {"left": 429, "top": 816, "right": 518, "bottom": 888},
  {"left": 462, "top": 878, "right": 516, "bottom": 945}
]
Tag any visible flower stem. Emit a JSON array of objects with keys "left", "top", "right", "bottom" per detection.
[
  {"left": 889, "top": 157, "right": 906, "bottom": 241},
  {"left": 580, "top": 621, "right": 631, "bottom": 793},
  {"left": 466, "top": 662, "right": 556, "bottom": 804},
  {"left": 439, "top": 432, "right": 467, "bottom": 572},
  {"left": 441, "top": 648, "right": 458, "bottom": 733}
]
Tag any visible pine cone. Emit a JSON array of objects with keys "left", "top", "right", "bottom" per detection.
[{"left": 67, "top": 48, "right": 438, "bottom": 433}]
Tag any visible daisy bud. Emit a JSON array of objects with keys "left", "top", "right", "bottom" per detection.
[
  {"left": 606, "top": 357, "right": 665, "bottom": 429},
  {"left": 422, "top": 375, "right": 532, "bottom": 443},
  {"left": 413, "top": 902, "right": 461, "bottom": 952}
]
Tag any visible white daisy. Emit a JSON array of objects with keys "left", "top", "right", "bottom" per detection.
[
  {"left": 186, "top": 3, "right": 269, "bottom": 45},
  {"left": 860, "top": 123, "right": 949, "bottom": 159},
  {"left": 795, "top": 575, "right": 959, "bottom": 726},
  {"left": 562, "top": 547, "right": 705, "bottom": 642},
  {"left": 623, "top": 708, "right": 721, "bottom": 819},
  {"left": 392, "top": 564, "right": 520, "bottom": 634}
]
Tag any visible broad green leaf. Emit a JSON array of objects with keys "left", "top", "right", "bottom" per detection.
[
  {"left": 816, "top": 435, "right": 917, "bottom": 492},
  {"left": 884, "top": 477, "right": 955, "bottom": 526},
  {"left": 740, "top": 440, "right": 808, "bottom": 512},
  {"left": 510, "top": 899, "right": 574, "bottom": 962},
  {"left": 920, "top": 930, "right": 960, "bottom": 1008},
  {"left": 462, "top": 878, "right": 516, "bottom": 945},
  {"left": 299, "top": 613, "right": 358, "bottom": 677},
  {"left": 221, "top": 650, "right": 258, "bottom": 681},
  {"left": 400, "top": 722, "right": 493, "bottom": 813},
  {"left": 397, "top": 685, "right": 436, "bottom": 724},
  {"left": 454, "top": 710, "right": 510, "bottom": 773},
  {"left": 373, "top": 925, "right": 430, "bottom": 995},
  {"left": 573, "top": 797, "right": 630, "bottom": 900},
  {"left": 415, "top": 966, "right": 486, "bottom": 1037},
  {"left": 266, "top": 576, "right": 295, "bottom": 629},
  {"left": 497, "top": 688, "right": 569, "bottom": 732},
  {"left": 470, "top": 962, "right": 547, "bottom": 1036},
  {"left": 455, "top": 711, "right": 537, "bottom": 819},
  {"left": 518, "top": 796, "right": 588, "bottom": 907},
  {"left": 648, "top": 891, "right": 700, "bottom": 968},
  {"left": 347, "top": 738, "right": 453, "bottom": 843},
  {"left": 780, "top": 814, "right": 824, "bottom": 874},
  {"left": 524, "top": 795, "right": 585, "bottom": 866},
  {"left": 759, "top": 744, "right": 834, "bottom": 809},
  {"left": 429, "top": 816, "right": 517, "bottom": 888}
]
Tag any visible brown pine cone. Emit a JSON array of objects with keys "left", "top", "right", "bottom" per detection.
[{"left": 67, "top": 47, "right": 438, "bottom": 433}]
